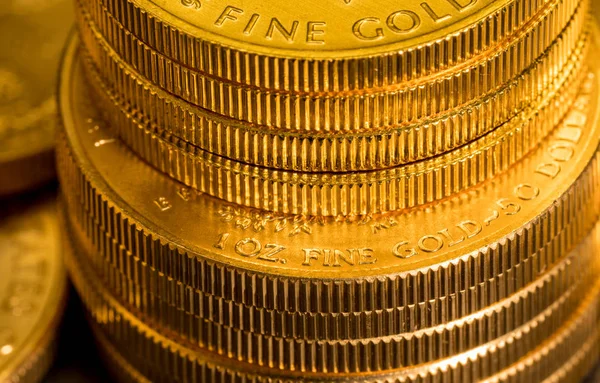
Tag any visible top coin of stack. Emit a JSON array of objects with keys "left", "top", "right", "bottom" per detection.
[
  {"left": 58, "top": 0, "right": 600, "bottom": 381},
  {"left": 74, "top": 0, "right": 589, "bottom": 216}
]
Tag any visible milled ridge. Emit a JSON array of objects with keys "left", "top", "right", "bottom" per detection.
[
  {"left": 80, "top": 45, "right": 588, "bottom": 215},
  {"left": 72, "top": 230, "right": 592, "bottom": 373},
  {"left": 91, "top": 318, "right": 600, "bottom": 383},
  {"left": 481, "top": 303, "right": 600, "bottom": 383},
  {"left": 94, "top": 0, "right": 554, "bottom": 92},
  {"left": 79, "top": 11, "right": 589, "bottom": 171},
  {"left": 63, "top": 208, "right": 600, "bottom": 368},
  {"left": 55, "top": 87, "right": 600, "bottom": 315},
  {"left": 83, "top": 0, "right": 576, "bottom": 98},
  {"left": 78, "top": 0, "right": 585, "bottom": 133},
  {"left": 64, "top": 230, "right": 600, "bottom": 379},
  {"left": 66, "top": 190, "right": 599, "bottom": 342}
]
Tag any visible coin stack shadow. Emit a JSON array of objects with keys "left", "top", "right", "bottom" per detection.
[{"left": 56, "top": 0, "right": 600, "bottom": 381}]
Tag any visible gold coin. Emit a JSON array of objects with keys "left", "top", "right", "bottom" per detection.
[
  {"left": 87, "top": 0, "right": 566, "bottom": 93},
  {"left": 68, "top": 196, "right": 596, "bottom": 339},
  {"left": 80, "top": 7, "right": 589, "bottom": 171},
  {"left": 79, "top": 0, "right": 586, "bottom": 134},
  {"left": 0, "top": 194, "right": 67, "bottom": 383},
  {"left": 0, "top": 0, "right": 73, "bottom": 196},
  {"left": 62, "top": 206, "right": 600, "bottom": 368},
  {"left": 63, "top": 221, "right": 600, "bottom": 380},
  {"left": 89, "top": 311, "right": 600, "bottom": 383},
  {"left": 481, "top": 292, "right": 600, "bottom": 383},
  {"left": 72, "top": 38, "right": 591, "bottom": 215},
  {"left": 57, "top": 32, "right": 600, "bottom": 315}
]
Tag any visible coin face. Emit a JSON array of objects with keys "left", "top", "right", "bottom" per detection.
[
  {"left": 59, "top": 36, "right": 600, "bottom": 282},
  {"left": 0, "top": 196, "right": 66, "bottom": 382},
  {"left": 0, "top": 0, "right": 73, "bottom": 196},
  {"left": 150, "top": 0, "right": 504, "bottom": 56}
]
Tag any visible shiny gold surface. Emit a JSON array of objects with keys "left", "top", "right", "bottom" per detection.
[
  {"left": 78, "top": 0, "right": 586, "bottom": 133},
  {"left": 0, "top": 0, "right": 73, "bottom": 196},
  {"left": 0, "top": 196, "right": 67, "bottom": 383},
  {"left": 79, "top": 7, "right": 590, "bottom": 171},
  {"left": 57, "top": 35, "right": 600, "bottom": 283},
  {"left": 63, "top": 207, "right": 600, "bottom": 365},
  {"left": 80, "top": 42, "right": 589, "bottom": 214},
  {"left": 54, "top": 0, "right": 600, "bottom": 380},
  {"left": 63, "top": 215, "right": 600, "bottom": 381},
  {"left": 89, "top": 0, "right": 565, "bottom": 91}
]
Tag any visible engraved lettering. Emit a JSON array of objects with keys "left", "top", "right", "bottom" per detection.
[
  {"left": 392, "top": 241, "right": 418, "bottom": 259},
  {"left": 217, "top": 205, "right": 320, "bottom": 236},
  {"left": 515, "top": 184, "right": 540, "bottom": 200},
  {"left": 257, "top": 244, "right": 286, "bottom": 263},
  {"left": 418, "top": 234, "right": 443, "bottom": 253},
  {"left": 548, "top": 143, "right": 575, "bottom": 162},
  {"left": 181, "top": 0, "right": 201, "bottom": 9},
  {"left": 386, "top": 10, "right": 421, "bottom": 34},
  {"left": 323, "top": 249, "right": 346, "bottom": 266},
  {"left": 355, "top": 248, "right": 377, "bottom": 265},
  {"left": 371, "top": 217, "right": 398, "bottom": 234},
  {"left": 215, "top": 6, "right": 243, "bottom": 27},
  {"left": 556, "top": 126, "right": 583, "bottom": 143},
  {"left": 244, "top": 14, "right": 260, "bottom": 35},
  {"left": 496, "top": 198, "right": 520, "bottom": 215},
  {"left": 303, "top": 248, "right": 376, "bottom": 266},
  {"left": 484, "top": 210, "right": 500, "bottom": 226},
  {"left": 438, "top": 228, "right": 465, "bottom": 247},
  {"left": 457, "top": 220, "right": 482, "bottom": 238},
  {"left": 154, "top": 197, "right": 172, "bottom": 211},
  {"left": 306, "top": 22, "right": 326, "bottom": 44},
  {"left": 536, "top": 162, "right": 561, "bottom": 179},
  {"left": 352, "top": 18, "right": 384, "bottom": 41},
  {"left": 234, "top": 238, "right": 262, "bottom": 257},
  {"left": 302, "top": 249, "right": 321, "bottom": 266},
  {"left": 420, "top": 3, "right": 451, "bottom": 22},
  {"left": 213, "top": 233, "right": 230, "bottom": 249},
  {"left": 266, "top": 18, "right": 299, "bottom": 42},
  {"left": 177, "top": 187, "right": 192, "bottom": 201}
]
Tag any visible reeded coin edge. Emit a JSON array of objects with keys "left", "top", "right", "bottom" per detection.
[
  {"left": 65, "top": 189, "right": 599, "bottom": 341},
  {"left": 81, "top": 51, "right": 588, "bottom": 215},
  {"left": 80, "top": 19, "right": 590, "bottom": 171},
  {"left": 79, "top": 6, "right": 589, "bottom": 133},
  {"left": 64, "top": 205, "right": 600, "bottom": 364},
  {"left": 56, "top": 33, "right": 600, "bottom": 296},
  {"left": 79, "top": 0, "right": 583, "bottom": 99},
  {"left": 56, "top": 70, "right": 600, "bottom": 315},
  {"left": 63, "top": 226, "right": 600, "bottom": 379},
  {"left": 91, "top": 0, "right": 569, "bottom": 90}
]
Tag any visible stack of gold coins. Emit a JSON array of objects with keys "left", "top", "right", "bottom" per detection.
[{"left": 57, "top": 0, "right": 600, "bottom": 381}]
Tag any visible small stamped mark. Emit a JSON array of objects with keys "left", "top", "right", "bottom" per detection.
[
  {"left": 214, "top": 234, "right": 287, "bottom": 264},
  {"left": 181, "top": 0, "right": 202, "bottom": 9},
  {"left": 154, "top": 197, "right": 172, "bottom": 211},
  {"left": 217, "top": 205, "right": 324, "bottom": 237}
]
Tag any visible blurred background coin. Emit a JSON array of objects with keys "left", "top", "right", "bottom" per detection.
[
  {"left": 0, "top": 192, "right": 67, "bottom": 383},
  {"left": 0, "top": 0, "right": 73, "bottom": 197}
]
